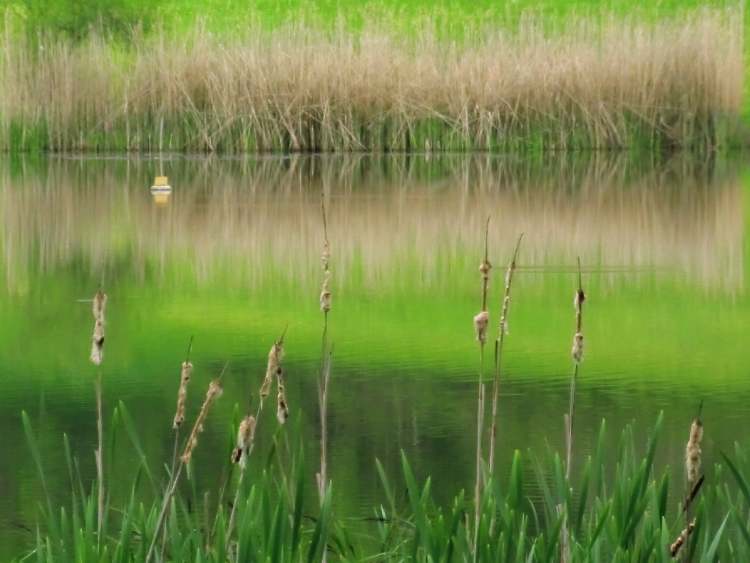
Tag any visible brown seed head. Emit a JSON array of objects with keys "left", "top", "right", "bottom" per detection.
[
  {"left": 276, "top": 372, "right": 289, "bottom": 425},
  {"left": 92, "top": 290, "right": 107, "bottom": 322},
  {"left": 90, "top": 319, "right": 105, "bottom": 366},
  {"left": 479, "top": 260, "right": 492, "bottom": 278},
  {"left": 571, "top": 332, "right": 584, "bottom": 364},
  {"left": 231, "top": 415, "right": 257, "bottom": 468},
  {"left": 574, "top": 289, "right": 585, "bottom": 311},
  {"left": 685, "top": 418, "right": 703, "bottom": 485},
  {"left": 172, "top": 361, "right": 193, "bottom": 429},
  {"left": 260, "top": 340, "right": 284, "bottom": 399},
  {"left": 473, "top": 310, "right": 489, "bottom": 343},
  {"left": 180, "top": 378, "right": 223, "bottom": 464},
  {"left": 320, "top": 271, "right": 332, "bottom": 313}
]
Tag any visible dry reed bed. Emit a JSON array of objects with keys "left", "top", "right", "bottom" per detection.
[{"left": 0, "top": 9, "right": 743, "bottom": 152}]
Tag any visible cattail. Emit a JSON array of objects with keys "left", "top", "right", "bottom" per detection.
[
  {"left": 479, "top": 259, "right": 491, "bottom": 280},
  {"left": 231, "top": 415, "right": 256, "bottom": 468},
  {"left": 474, "top": 310, "right": 489, "bottom": 343},
  {"left": 90, "top": 319, "right": 104, "bottom": 365},
  {"left": 92, "top": 290, "right": 107, "bottom": 322},
  {"left": 685, "top": 418, "right": 703, "bottom": 486},
  {"left": 260, "top": 339, "right": 284, "bottom": 400},
  {"left": 181, "top": 378, "right": 223, "bottom": 464},
  {"left": 574, "top": 288, "right": 585, "bottom": 312},
  {"left": 571, "top": 332, "right": 584, "bottom": 364},
  {"left": 276, "top": 372, "right": 289, "bottom": 425},
  {"left": 172, "top": 361, "right": 193, "bottom": 429},
  {"left": 320, "top": 271, "right": 332, "bottom": 313},
  {"left": 500, "top": 295, "right": 511, "bottom": 335},
  {"left": 321, "top": 243, "right": 330, "bottom": 271}
]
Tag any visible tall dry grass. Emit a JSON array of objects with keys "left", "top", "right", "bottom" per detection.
[{"left": 0, "top": 8, "right": 743, "bottom": 152}]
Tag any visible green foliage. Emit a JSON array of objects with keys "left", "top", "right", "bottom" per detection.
[
  {"left": 18, "top": 407, "right": 750, "bottom": 561},
  {"left": 4, "top": 0, "right": 158, "bottom": 39}
]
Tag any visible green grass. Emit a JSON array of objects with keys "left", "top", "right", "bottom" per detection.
[{"left": 18, "top": 404, "right": 750, "bottom": 561}]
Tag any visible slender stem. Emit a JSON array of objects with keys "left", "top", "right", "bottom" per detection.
[
  {"left": 473, "top": 348, "right": 485, "bottom": 557},
  {"left": 565, "top": 257, "right": 584, "bottom": 480},
  {"left": 473, "top": 216, "right": 491, "bottom": 556},
  {"left": 146, "top": 462, "right": 184, "bottom": 563},
  {"left": 95, "top": 371, "right": 104, "bottom": 549},
  {"left": 147, "top": 364, "right": 228, "bottom": 563},
  {"left": 225, "top": 464, "right": 247, "bottom": 545},
  {"left": 225, "top": 395, "right": 265, "bottom": 545},
  {"left": 487, "top": 233, "right": 523, "bottom": 478},
  {"left": 318, "top": 325, "right": 331, "bottom": 501},
  {"left": 319, "top": 195, "right": 332, "bottom": 563}
]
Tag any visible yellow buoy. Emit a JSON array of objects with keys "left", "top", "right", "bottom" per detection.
[{"left": 150, "top": 175, "right": 172, "bottom": 205}]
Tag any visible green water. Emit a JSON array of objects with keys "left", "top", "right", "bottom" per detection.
[{"left": 0, "top": 153, "right": 748, "bottom": 558}]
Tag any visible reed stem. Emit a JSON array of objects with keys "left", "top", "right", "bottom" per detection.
[
  {"left": 146, "top": 365, "right": 227, "bottom": 563},
  {"left": 487, "top": 234, "right": 523, "bottom": 478},
  {"left": 95, "top": 371, "right": 104, "bottom": 549},
  {"left": 565, "top": 257, "right": 584, "bottom": 480},
  {"left": 473, "top": 217, "right": 491, "bottom": 556}
]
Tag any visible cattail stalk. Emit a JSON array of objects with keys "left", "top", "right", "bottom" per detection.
[
  {"left": 146, "top": 365, "right": 227, "bottom": 563},
  {"left": 260, "top": 327, "right": 286, "bottom": 403},
  {"left": 561, "top": 259, "right": 585, "bottom": 563},
  {"left": 670, "top": 520, "right": 696, "bottom": 558},
  {"left": 683, "top": 408, "right": 704, "bottom": 561},
  {"left": 473, "top": 217, "right": 491, "bottom": 554},
  {"left": 487, "top": 234, "right": 523, "bottom": 477},
  {"left": 226, "top": 329, "right": 288, "bottom": 545},
  {"left": 170, "top": 337, "right": 194, "bottom": 473},
  {"left": 565, "top": 258, "right": 585, "bottom": 480},
  {"left": 89, "top": 289, "right": 106, "bottom": 547}
]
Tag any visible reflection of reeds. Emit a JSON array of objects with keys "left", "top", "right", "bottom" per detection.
[
  {"left": 0, "top": 10, "right": 741, "bottom": 152},
  {"left": 1, "top": 154, "right": 742, "bottom": 293}
]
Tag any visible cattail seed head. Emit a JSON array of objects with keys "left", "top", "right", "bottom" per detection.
[
  {"left": 276, "top": 372, "right": 289, "bottom": 425},
  {"left": 180, "top": 378, "right": 223, "bottom": 464},
  {"left": 90, "top": 319, "right": 105, "bottom": 365},
  {"left": 260, "top": 340, "right": 284, "bottom": 400},
  {"left": 685, "top": 418, "right": 703, "bottom": 485},
  {"left": 321, "top": 243, "right": 330, "bottom": 270},
  {"left": 231, "top": 415, "right": 256, "bottom": 468},
  {"left": 574, "top": 289, "right": 586, "bottom": 311},
  {"left": 277, "top": 391, "right": 289, "bottom": 425},
  {"left": 320, "top": 271, "right": 332, "bottom": 313},
  {"left": 92, "top": 290, "right": 107, "bottom": 322},
  {"left": 474, "top": 310, "right": 489, "bottom": 343},
  {"left": 479, "top": 259, "right": 492, "bottom": 279},
  {"left": 571, "top": 332, "right": 584, "bottom": 363},
  {"left": 172, "top": 361, "right": 193, "bottom": 429}
]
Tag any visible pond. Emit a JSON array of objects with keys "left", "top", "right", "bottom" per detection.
[{"left": 0, "top": 153, "right": 747, "bottom": 558}]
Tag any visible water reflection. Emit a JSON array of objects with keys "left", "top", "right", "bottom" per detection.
[{"left": 1, "top": 153, "right": 742, "bottom": 293}]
